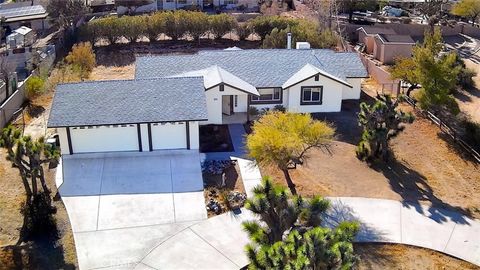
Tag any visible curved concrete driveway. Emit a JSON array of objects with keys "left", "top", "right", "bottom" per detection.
[
  {"left": 60, "top": 154, "right": 480, "bottom": 269},
  {"left": 132, "top": 198, "right": 480, "bottom": 270}
]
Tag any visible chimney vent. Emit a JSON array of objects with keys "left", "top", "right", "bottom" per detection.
[{"left": 287, "top": 32, "right": 292, "bottom": 49}]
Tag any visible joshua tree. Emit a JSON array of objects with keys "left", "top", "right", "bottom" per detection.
[
  {"left": 356, "top": 94, "right": 414, "bottom": 162},
  {"left": 243, "top": 177, "right": 359, "bottom": 270},
  {"left": 0, "top": 126, "right": 60, "bottom": 242}
]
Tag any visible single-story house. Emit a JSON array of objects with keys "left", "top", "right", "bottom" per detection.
[
  {"left": 0, "top": 4, "right": 50, "bottom": 32},
  {"left": 373, "top": 33, "right": 415, "bottom": 65},
  {"left": 48, "top": 49, "right": 368, "bottom": 155},
  {"left": 357, "top": 26, "right": 397, "bottom": 54}
]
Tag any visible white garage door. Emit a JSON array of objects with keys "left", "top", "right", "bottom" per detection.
[
  {"left": 70, "top": 125, "right": 139, "bottom": 153},
  {"left": 151, "top": 122, "right": 187, "bottom": 150}
]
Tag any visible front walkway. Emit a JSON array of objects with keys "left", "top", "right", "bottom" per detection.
[{"left": 200, "top": 124, "right": 247, "bottom": 161}]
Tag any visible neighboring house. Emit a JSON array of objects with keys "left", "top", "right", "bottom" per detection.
[
  {"left": 373, "top": 33, "right": 415, "bottom": 65},
  {"left": 0, "top": 4, "right": 50, "bottom": 32},
  {"left": 116, "top": 0, "right": 258, "bottom": 13},
  {"left": 357, "top": 26, "right": 415, "bottom": 65},
  {"left": 357, "top": 26, "right": 397, "bottom": 54},
  {"left": 48, "top": 49, "right": 368, "bottom": 155}
]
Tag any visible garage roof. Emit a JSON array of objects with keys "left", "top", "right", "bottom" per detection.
[{"left": 48, "top": 77, "right": 208, "bottom": 127}]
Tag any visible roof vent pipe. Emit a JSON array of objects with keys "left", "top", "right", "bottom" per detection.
[{"left": 287, "top": 32, "right": 292, "bottom": 49}]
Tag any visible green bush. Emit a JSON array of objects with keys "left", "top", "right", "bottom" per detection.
[
  {"left": 235, "top": 23, "right": 251, "bottom": 40},
  {"left": 262, "top": 19, "right": 338, "bottom": 49},
  {"left": 25, "top": 76, "right": 45, "bottom": 100},
  {"left": 209, "top": 13, "right": 237, "bottom": 40},
  {"left": 248, "top": 16, "right": 293, "bottom": 40}
]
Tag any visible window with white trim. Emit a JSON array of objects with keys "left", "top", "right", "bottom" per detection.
[
  {"left": 251, "top": 88, "right": 282, "bottom": 104},
  {"left": 301, "top": 86, "right": 323, "bottom": 105}
]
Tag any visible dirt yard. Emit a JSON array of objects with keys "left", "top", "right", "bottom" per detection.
[
  {"left": 456, "top": 58, "right": 480, "bottom": 123},
  {"left": 0, "top": 149, "right": 77, "bottom": 268},
  {"left": 260, "top": 106, "right": 480, "bottom": 218},
  {"left": 356, "top": 243, "right": 479, "bottom": 269}
]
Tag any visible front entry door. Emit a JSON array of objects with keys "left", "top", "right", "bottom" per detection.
[{"left": 222, "top": 95, "right": 233, "bottom": 116}]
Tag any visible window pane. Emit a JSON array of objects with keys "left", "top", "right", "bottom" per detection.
[
  {"left": 303, "top": 89, "right": 311, "bottom": 101},
  {"left": 312, "top": 90, "right": 320, "bottom": 101},
  {"left": 252, "top": 95, "right": 259, "bottom": 101},
  {"left": 260, "top": 94, "right": 273, "bottom": 100},
  {"left": 273, "top": 88, "right": 281, "bottom": 100}
]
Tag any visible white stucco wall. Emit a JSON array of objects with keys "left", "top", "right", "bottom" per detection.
[
  {"left": 57, "top": 127, "right": 70, "bottom": 155},
  {"left": 151, "top": 122, "right": 187, "bottom": 150},
  {"left": 203, "top": 84, "right": 249, "bottom": 125},
  {"left": 286, "top": 75, "right": 343, "bottom": 113},
  {"left": 342, "top": 78, "right": 362, "bottom": 100},
  {"left": 188, "top": 121, "right": 200, "bottom": 149},
  {"left": 70, "top": 125, "right": 139, "bottom": 153}
]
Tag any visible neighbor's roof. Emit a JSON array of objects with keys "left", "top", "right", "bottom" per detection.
[
  {"left": 0, "top": 5, "right": 47, "bottom": 22},
  {"left": 135, "top": 49, "right": 368, "bottom": 88},
  {"left": 168, "top": 65, "right": 259, "bottom": 96},
  {"left": 357, "top": 26, "right": 397, "bottom": 36},
  {"left": 14, "top": 26, "right": 32, "bottom": 35},
  {"left": 377, "top": 34, "right": 415, "bottom": 44},
  {"left": 48, "top": 77, "right": 208, "bottom": 127}
]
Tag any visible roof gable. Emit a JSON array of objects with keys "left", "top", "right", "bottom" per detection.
[{"left": 282, "top": 63, "right": 352, "bottom": 89}]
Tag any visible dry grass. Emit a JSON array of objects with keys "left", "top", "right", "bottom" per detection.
[
  {"left": 260, "top": 113, "right": 480, "bottom": 217},
  {"left": 88, "top": 64, "right": 135, "bottom": 81},
  {"left": 0, "top": 149, "right": 77, "bottom": 268},
  {"left": 356, "top": 243, "right": 480, "bottom": 270}
]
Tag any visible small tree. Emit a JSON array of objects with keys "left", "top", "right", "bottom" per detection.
[
  {"left": 390, "top": 57, "right": 418, "bottom": 96},
  {"left": 118, "top": 16, "right": 145, "bottom": 43},
  {"left": 452, "top": 0, "right": 480, "bottom": 26},
  {"left": 356, "top": 94, "right": 414, "bottom": 162},
  {"left": 246, "top": 112, "right": 334, "bottom": 194},
  {"left": 65, "top": 42, "right": 96, "bottom": 79},
  {"left": 209, "top": 14, "right": 237, "bottom": 40},
  {"left": 47, "top": 0, "right": 89, "bottom": 29},
  {"left": 145, "top": 12, "right": 166, "bottom": 42},
  {"left": 164, "top": 11, "right": 188, "bottom": 41},
  {"left": 25, "top": 76, "right": 45, "bottom": 100},
  {"left": 183, "top": 11, "right": 209, "bottom": 42},
  {"left": 243, "top": 177, "right": 359, "bottom": 269},
  {"left": 236, "top": 23, "right": 252, "bottom": 41}
]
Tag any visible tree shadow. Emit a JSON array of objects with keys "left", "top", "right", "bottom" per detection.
[
  {"left": 353, "top": 243, "right": 398, "bottom": 268},
  {"left": 370, "top": 158, "right": 472, "bottom": 225},
  {"left": 322, "top": 200, "right": 392, "bottom": 242},
  {"left": 437, "top": 132, "right": 480, "bottom": 162}
]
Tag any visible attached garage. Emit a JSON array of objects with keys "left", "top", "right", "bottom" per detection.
[
  {"left": 151, "top": 122, "right": 187, "bottom": 150},
  {"left": 70, "top": 125, "right": 139, "bottom": 153},
  {"left": 48, "top": 77, "right": 208, "bottom": 155}
]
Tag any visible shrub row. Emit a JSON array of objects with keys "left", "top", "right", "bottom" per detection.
[
  {"left": 80, "top": 12, "right": 338, "bottom": 49},
  {"left": 81, "top": 11, "right": 240, "bottom": 44}
]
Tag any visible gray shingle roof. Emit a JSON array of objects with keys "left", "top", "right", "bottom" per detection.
[
  {"left": 47, "top": 77, "right": 208, "bottom": 127},
  {"left": 135, "top": 49, "right": 368, "bottom": 88}
]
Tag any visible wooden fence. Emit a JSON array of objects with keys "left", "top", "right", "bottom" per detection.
[{"left": 403, "top": 95, "right": 480, "bottom": 163}]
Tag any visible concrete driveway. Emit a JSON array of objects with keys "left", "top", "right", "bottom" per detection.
[{"left": 57, "top": 150, "right": 207, "bottom": 269}]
